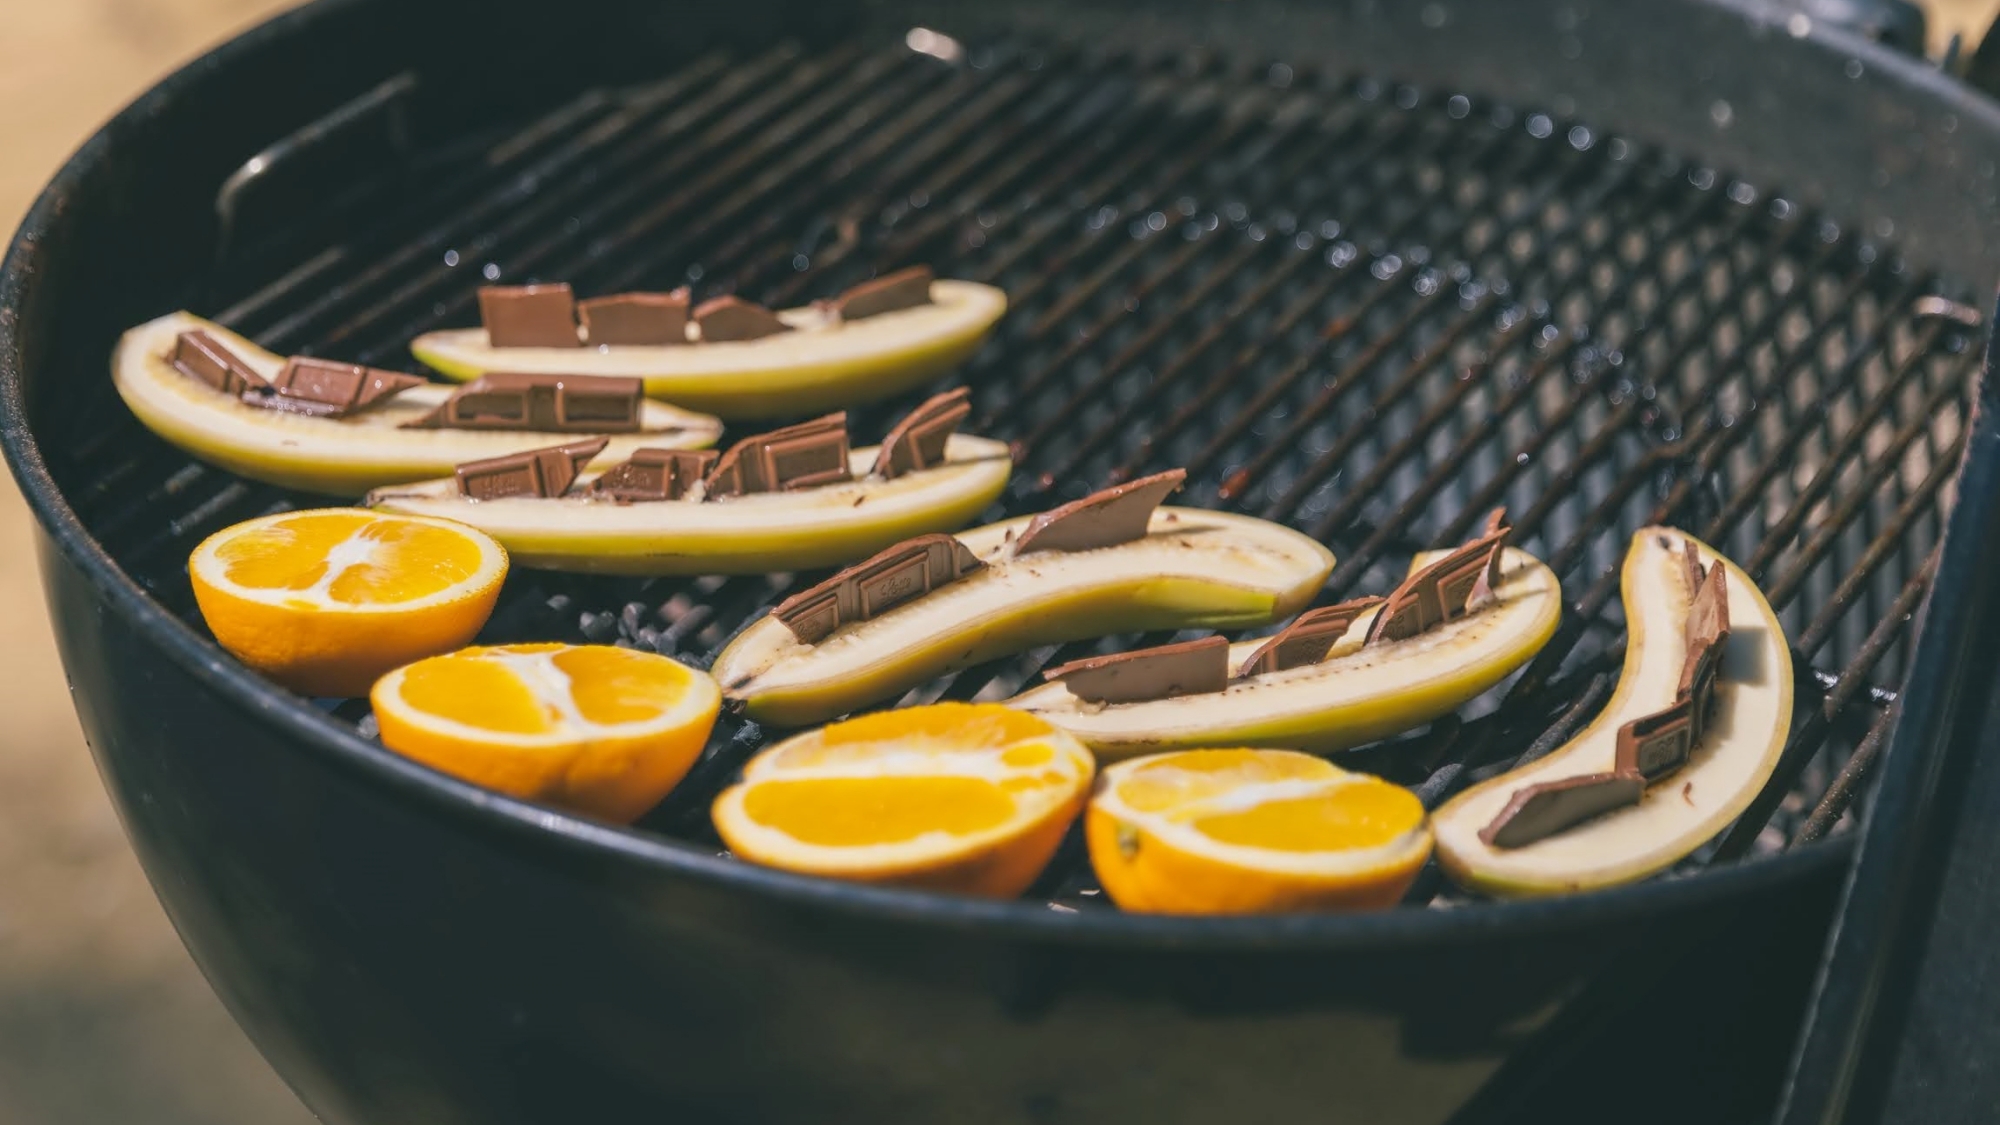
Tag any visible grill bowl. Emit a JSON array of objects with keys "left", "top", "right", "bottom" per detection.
[{"left": 6, "top": 1, "right": 1998, "bottom": 1121}]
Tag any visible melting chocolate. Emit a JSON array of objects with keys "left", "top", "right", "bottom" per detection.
[
  {"left": 1367, "top": 514, "right": 1510, "bottom": 644},
  {"left": 694, "top": 296, "right": 791, "bottom": 342},
  {"left": 403, "top": 372, "right": 643, "bottom": 432},
  {"left": 454, "top": 437, "right": 608, "bottom": 501},
  {"left": 479, "top": 284, "right": 582, "bottom": 348},
  {"left": 169, "top": 330, "right": 268, "bottom": 395},
  {"left": 1613, "top": 697, "right": 1697, "bottom": 782},
  {"left": 1013, "top": 469, "right": 1185, "bottom": 557},
  {"left": 772, "top": 533, "right": 986, "bottom": 644},
  {"left": 580, "top": 289, "right": 690, "bottom": 346},
  {"left": 830, "top": 266, "right": 935, "bottom": 321},
  {"left": 1043, "top": 635, "right": 1230, "bottom": 705},
  {"left": 243, "top": 357, "right": 426, "bottom": 418},
  {"left": 1238, "top": 598, "right": 1387, "bottom": 678},
  {"left": 589, "top": 448, "right": 718, "bottom": 502},
  {"left": 704, "top": 414, "right": 851, "bottom": 498},
  {"left": 871, "top": 388, "right": 971, "bottom": 479},
  {"left": 1479, "top": 771, "right": 1645, "bottom": 849}
]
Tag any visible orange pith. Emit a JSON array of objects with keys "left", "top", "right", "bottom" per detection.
[
  {"left": 371, "top": 643, "right": 721, "bottom": 823},
  {"left": 1087, "top": 748, "right": 1433, "bottom": 915},
  {"left": 189, "top": 508, "right": 507, "bottom": 697},
  {"left": 711, "top": 702, "right": 1094, "bottom": 897}
]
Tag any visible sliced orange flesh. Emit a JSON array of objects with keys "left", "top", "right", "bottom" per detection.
[
  {"left": 711, "top": 702, "right": 1095, "bottom": 897},
  {"left": 372, "top": 643, "right": 722, "bottom": 823},
  {"left": 1087, "top": 748, "right": 1433, "bottom": 915},
  {"left": 189, "top": 508, "right": 508, "bottom": 697}
]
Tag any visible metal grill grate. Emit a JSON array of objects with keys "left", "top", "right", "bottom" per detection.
[{"left": 44, "top": 34, "right": 1983, "bottom": 908}]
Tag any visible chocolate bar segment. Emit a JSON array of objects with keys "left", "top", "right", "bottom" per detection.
[
  {"left": 704, "top": 414, "right": 851, "bottom": 498},
  {"left": 1238, "top": 597, "right": 1386, "bottom": 678},
  {"left": 170, "top": 330, "right": 269, "bottom": 394},
  {"left": 871, "top": 388, "right": 971, "bottom": 478},
  {"left": 579, "top": 289, "right": 690, "bottom": 346},
  {"left": 1367, "top": 520, "right": 1509, "bottom": 644},
  {"left": 479, "top": 284, "right": 581, "bottom": 348},
  {"left": 694, "top": 296, "right": 791, "bottom": 342},
  {"left": 1044, "top": 635, "right": 1229, "bottom": 705},
  {"left": 402, "top": 372, "right": 643, "bottom": 432},
  {"left": 1013, "top": 469, "right": 1186, "bottom": 557},
  {"left": 454, "top": 437, "right": 609, "bottom": 501},
  {"left": 831, "top": 266, "right": 935, "bottom": 321},
  {"left": 244, "top": 357, "right": 425, "bottom": 418},
  {"left": 589, "top": 448, "right": 718, "bottom": 502},
  {"left": 1613, "top": 697, "right": 1696, "bottom": 782},
  {"left": 772, "top": 533, "right": 986, "bottom": 644},
  {"left": 1479, "top": 771, "right": 1645, "bottom": 849}
]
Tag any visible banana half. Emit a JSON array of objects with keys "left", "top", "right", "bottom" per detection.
[
  {"left": 1004, "top": 546, "right": 1561, "bottom": 759},
  {"left": 409, "top": 280, "right": 1007, "bottom": 420},
  {"left": 114, "top": 313, "right": 722, "bottom": 496},
  {"left": 712, "top": 478, "right": 1335, "bottom": 728},
  {"left": 1432, "top": 529, "right": 1794, "bottom": 898},
  {"left": 365, "top": 435, "right": 1012, "bottom": 575}
]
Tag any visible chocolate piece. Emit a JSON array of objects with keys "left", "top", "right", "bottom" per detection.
[
  {"left": 454, "top": 437, "right": 608, "bottom": 501},
  {"left": 1614, "top": 697, "right": 1697, "bottom": 781},
  {"left": 243, "top": 357, "right": 425, "bottom": 418},
  {"left": 1479, "top": 771, "right": 1645, "bottom": 849},
  {"left": 1681, "top": 541, "right": 1706, "bottom": 599},
  {"left": 589, "top": 448, "right": 718, "bottom": 502},
  {"left": 830, "top": 265, "right": 935, "bottom": 321},
  {"left": 693, "top": 295, "right": 791, "bottom": 342},
  {"left": 872, "top": 388, "right": 971, "bottom": 478},
  {"left": 1367, "top": 521, "right": 1509, "bottom": 644},
  {"left": 704, "top": 414, "right": 851, "bottom": 498},
  {"left": 170, "top": 330, "right": 268, "bottom": 394},
  {"left": 479, "top": 284, "right": 581, "bottom": 348},
  {"left": 579, "top": 289, "right": 690, "bottom": 346},
  {"left": 1044, "top": 635, "right": 1229, "bottom": 705},
  {"left": 1238, "top": 597, "right": 1387, "bottom": 678},
  {"left": 772, "top": 533, "right": 986, "bottom": 644},
  {"left": 1013, "top": 469, "right": 1186, "bottom": 557},
  {"left": 403, "top": 372, "right": 643, "bottom": 432}
]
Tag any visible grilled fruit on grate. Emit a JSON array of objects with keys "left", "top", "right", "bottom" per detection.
[
  {"left": 712, "top": 703, "right": 1094, "bottom": 897},
  {"left": 114, "top": 313, "right": 722, "bottom": 495},
  {"left": 1087, "top": 749, "right": 1433, "bottom": 914},
  {"left": 1004, "top": 528, "right": 1560, "bottom": 759},
  {"left": 189, "top": 509, "right": 508, "bottom": 697},
  {"left": 1432, "top": 529, "right": 1793, "bottom": 897},
  {"left": 711, "top": 471, "right": 1335, "bottom": 728},
  {"left": 363, "top": 391, "right": 1011, "bottom": 574},
  {"left": 409, "top": 278, "right": 1006, "bottom": 420},
  {"left": 373, "top": 643, "right": 721, "bottom": 823}
]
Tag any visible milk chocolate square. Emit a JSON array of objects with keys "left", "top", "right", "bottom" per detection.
[
  {"left": 1479, "top": 771, "right": 1645, "bottom": 849},
  {"left": 479, "top": 284, "right": 581, "bottom": 348},
  {"left": 170, "top": 330, "right": 268, "bottom": 394},
  {"left": 693, "top": 296, "right": 791, "bottom": 342},
  {"left": 580, "top": 290, "right": 690, "bottom": 346},
  {"left": 1044, "top": 635, "right": 1229, "bottom": 705},
  {"left": 872, "top": 388, "right": 971, "bottom": 479},
  {"left": 1013, "top": 470, "right": 1185, "bottom": 556},
  {"left": 831, "top": 266, "right": 935, "bottom": 321}
]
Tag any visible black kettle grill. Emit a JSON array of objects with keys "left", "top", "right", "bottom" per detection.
[{"left": 7, "top": 1, "right": 2000, "bottom": 1122}]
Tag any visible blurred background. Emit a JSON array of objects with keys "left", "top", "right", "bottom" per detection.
[{"left": 1, "top": 1, "right": 1997, "bottom": 1123}]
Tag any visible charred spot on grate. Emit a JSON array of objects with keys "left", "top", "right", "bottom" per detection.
[{"left": 46, "top": 34, "right": 1979, "bottom": 907}]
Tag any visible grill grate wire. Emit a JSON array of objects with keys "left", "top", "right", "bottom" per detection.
[{"left": 42, "top": 35, "right": 1983, "bottom": 909}]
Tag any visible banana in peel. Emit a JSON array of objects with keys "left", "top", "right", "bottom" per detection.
[
  {"left": 114, "top": 312, "right": 721, "bottom": 495},
  {"left": 711, "top": 470, "right": 1335, "bottom": 728},
  {"left": 1432, "top": 528, "right": 1793, "bottom": 898}
]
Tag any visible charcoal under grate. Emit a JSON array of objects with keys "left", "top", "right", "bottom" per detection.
[{"left": 43, "top": 32, "right": 1983, "bottom": 908}]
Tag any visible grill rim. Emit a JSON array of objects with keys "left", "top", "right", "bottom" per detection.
[{"left": 0, "top": 0, "right": 1949, "bottom": 948}]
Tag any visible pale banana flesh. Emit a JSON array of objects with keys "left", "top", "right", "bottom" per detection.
[
  {"left": 1432, "top": 529, "right": 1794, "bottom": 898},
  {"left": 410, "top": 280, "right": 1007, "bottom": 419},
  {"left": 365, "top": 435, "right": 1012, "bottom": 575},
  {"left": 114, "top": 313, "right": 722, "bottom": 496},
  {"left": 712, "top": 508, "right": 1335, "bottom": 728},
  {"left": 1004, "top": 547, "right": 1560, "bottom": 759}
]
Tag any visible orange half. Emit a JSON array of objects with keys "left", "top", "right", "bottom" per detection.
[
  {"left": 1087, "top": 749, "right": 1433, "bottom": 914},
  {"left": 711, "top": 703, "right": 1095, "bottom": 897},
  {"left": 189, "top": 508, "right": 507, "bottom": 697},
  {"left": 371, "top": 643, "right": 722, "bottom": 822}
]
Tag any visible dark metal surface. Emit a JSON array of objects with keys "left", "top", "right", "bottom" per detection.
[{"left": 3, "top": 0, "right": 1997, "bottom": 1122}]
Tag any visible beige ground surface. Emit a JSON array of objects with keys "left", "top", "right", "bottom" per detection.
[{"left": 0, "top": 2, "right": 1995, "bottom": 1124}]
